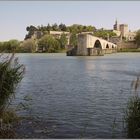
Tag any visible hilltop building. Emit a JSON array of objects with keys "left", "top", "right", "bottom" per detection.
[
  {"left": 49, "top": 31, "right": 70, "bottom": 45},
  {"left": 31, "top": 31, "right": 44, "bottom": 40},
  {"left": 113, "top": 19, "right": 136, "bottom": 41}
]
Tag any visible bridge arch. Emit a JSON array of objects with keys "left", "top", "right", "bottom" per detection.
[
  {"left": 106, "top": 44, "right": 109, "bottom": 49},
  {"left": 93, "top": 40, "right": 102, "bottom": 49}
]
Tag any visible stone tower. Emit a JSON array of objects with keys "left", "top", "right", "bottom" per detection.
[
  {"left": 113, "top": 19, "right": 119, "bottom": 31},
  {"left": 119, "top": 24, "right": 128, "bottom": 37}
]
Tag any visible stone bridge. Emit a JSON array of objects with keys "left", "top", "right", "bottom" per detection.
[{"left": 67, "top": 33, "right": 117, "bottom": 56}]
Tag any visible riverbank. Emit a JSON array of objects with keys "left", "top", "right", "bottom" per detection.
[
  {"left": 0, "top": 110, "right": 19, "bottom": 138},
  {"left": 118, "top": 48, "right": 140, "bottom": 52},
  {"left": 13, "top": 117, "right": 57, "bottom": 138},
  {"left": 1, "top": 48, "right": 140, "bottom": 54}
]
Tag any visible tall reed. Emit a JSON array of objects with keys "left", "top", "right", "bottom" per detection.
[
  {"left": 125, "top": 76, "right": 140, "bottom": 138},
  {"left": 0, "top": 53, "right": 25, "bottom": 114}
]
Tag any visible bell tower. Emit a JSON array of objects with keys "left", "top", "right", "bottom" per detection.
[{"left": 113, "top": 19, "right": 119, "bottom": 31}]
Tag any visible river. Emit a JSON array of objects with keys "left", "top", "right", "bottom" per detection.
[{"left": 12, "top": 53, "right": 140, "bottom": 138}]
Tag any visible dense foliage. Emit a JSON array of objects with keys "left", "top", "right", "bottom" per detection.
[
  {"left": 94, "top": 29, "right": 117, "bottom": 40},
  {"left": 0, "top": 40, "right": 20, "bottom": 53},
  {"left": 135, "top": 30, "right": 140, "bottom": 47},
  {"left": 19, "top": 39, "right": 36, "bottom": 53},
  {"left": 59, "top": 33, "right": 68, "bottom": 49},
  {"left": 38, "top": 35, "right": 60, "bottom": 53},
  {"left": 0, "top": 34, "right": 68, "bottom": 53},
  {"left": 37, "top": 34, "right": 68, "bottom": 53},
  {"left": 69, "top": 33, "right": 78, "bottom": 47}
]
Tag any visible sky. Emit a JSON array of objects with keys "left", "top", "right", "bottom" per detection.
[{"left": 0, "top": 1, "right": 140, "bottom": 41}]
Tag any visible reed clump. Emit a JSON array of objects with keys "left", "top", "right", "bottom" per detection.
[
  {"left": 0, "top": 53, "right": 25, "bottom": 113},
  {"left": 0, "top": 53, "right": 25, "bottom": 138},
  {"left": 125, "top": 76, "right": 140, "bottom": 138}
]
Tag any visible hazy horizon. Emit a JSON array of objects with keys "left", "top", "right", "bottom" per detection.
[{"left": 0, "top": 1, "right": 140, "bottom": 41}]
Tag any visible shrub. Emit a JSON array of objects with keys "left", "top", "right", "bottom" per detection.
[{"left": 0, "top": 53, "right": 25, "bottom": 114}]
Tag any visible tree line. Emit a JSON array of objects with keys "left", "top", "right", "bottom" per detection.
[
  {"left": 0, "top": 34, "right": 69, "bottom": 53},
  {"left": 0, "top": 40, "right": 20, "bottom": 53},
  {"left": 0, "top": 23, "right": 140, "bottom": 53},
  {"left": 25, "top": 23, "right": 96, "bottom": 40}
]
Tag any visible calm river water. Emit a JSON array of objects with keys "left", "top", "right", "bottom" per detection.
[{"left": 12, "top": 53, "right": 140, "bottom": 138}]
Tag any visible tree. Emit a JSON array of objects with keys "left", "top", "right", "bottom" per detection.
[
  {"left": 59, "top": 33, "right": 68, "bottom": 49},
  {"left": 59, "top": 23, "right": 67, "bottom": 31},
  {"left": 0, "top": 40, "right": 20, "bottom": 53},
  {"left": 46, "top": 23, "right": 52, "bottom": 31},
  {"left": 69, "top": 33, "right": 78, "bottom": 47},
  {"left": 77, "top": 25, "right": 83, "bottom": 33},
  {"left": 0, "top": 42, "right": 4, "bottom": 52},
  {"left": 25, "top": 25, "right": 38, "bottom": 40},
  {"left": 86, "top": 25, "right": 96, "bottom": 32},
  {"left": 2, "top": 41, "right": 11, "bottom": 52},
  {"left": 67, "top": 24, "right": 96, "bottom": 34},
  {"left": 52, "top": 23, "right": 59, "bottom": 31},
  {"left": 20, "top": 39, "right": 36, "bottom": 53},
  {"left": 135, "top": 30, "right": 140, "bottom": 47},
  {"left": 68, "top": 24, "right": 78, "bottom": 33},
  {"left": 94, "top": 30, "right": 116, "bottom": 40},
  {"left": 9, "top": 40, "right": 20, "bottom": 52},
  {"left": 37, "top": 35, "right": 48, "bottom": 51},
  {"left": 26, "top": 25, "right": 37, "bottom": 32},
  {"left": 38, "top": 35, "right": 60, "bottom": 53}
]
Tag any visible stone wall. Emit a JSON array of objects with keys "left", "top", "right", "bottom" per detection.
[{"left": 117, "top": 41, "right": 137, "bottom": 49}]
